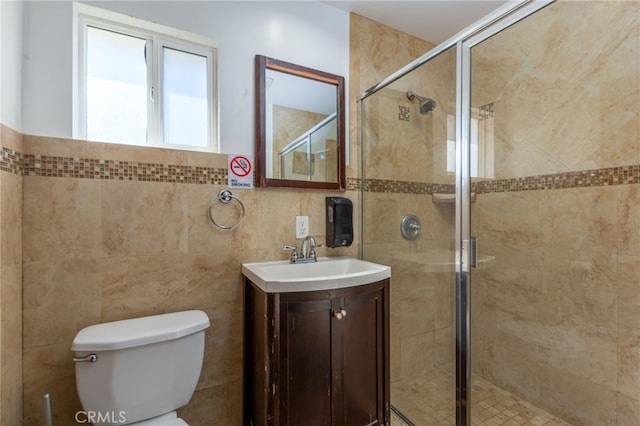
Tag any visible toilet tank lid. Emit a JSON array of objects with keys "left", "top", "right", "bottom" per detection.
[{"left": 71, "top": 310, "right": 210, "bottom": 351}]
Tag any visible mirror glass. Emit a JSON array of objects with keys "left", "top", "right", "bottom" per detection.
[{"left": 255, "top": 55, "right": 345, "bottom": 190}]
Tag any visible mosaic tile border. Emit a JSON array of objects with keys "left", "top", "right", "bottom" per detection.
[
  {"left": 21, "top": 154, "right": 229, "bottom": 184},
  {"left": 363, "top": 178, "right": 455, "bottom": 195},
  {"left": 3, "top": 145, "right": 639, "bottom": 194},
  {"left": 361, "top": 165, "right": 640, "bottom": 195},
  {"left": 0, "top": 147, "right": 24, "bottom": 176},
  {"left": 346, "top": 177, "right": 361, "bottom": 191},
  {"left": 473, "top": 164, "right": 640, "bottom": 193}
]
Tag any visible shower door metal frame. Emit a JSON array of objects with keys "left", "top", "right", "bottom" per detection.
[
  {"left": 358, "top": 1, "right": 555, "bottom": 425},
  {"left": 455, "top": 2, "right": 554, "bottom": 423}
]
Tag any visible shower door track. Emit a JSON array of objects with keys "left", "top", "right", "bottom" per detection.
[{"left": 390, "top": 404, "right": 416, "bottom": 426}]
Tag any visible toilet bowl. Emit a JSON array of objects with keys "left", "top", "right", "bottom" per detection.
[{"left": 71, "top": 311, "right": 210, "bottom": 426}]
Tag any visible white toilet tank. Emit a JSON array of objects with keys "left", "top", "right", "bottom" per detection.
[{"left": 71, "top": 311, "right": 210, "bottom": 426}]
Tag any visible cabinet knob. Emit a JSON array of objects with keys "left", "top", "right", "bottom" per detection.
[{"left": 333, "top": 308, "right": 347, "bottom": 320}]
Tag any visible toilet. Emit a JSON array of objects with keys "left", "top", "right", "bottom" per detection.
[{"left": 71, "top": 310, "right": 210, "bottom": 425}]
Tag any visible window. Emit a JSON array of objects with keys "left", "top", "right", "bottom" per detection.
[
  {"left": 446, "top": 103, "right": 495, "bottom": 179},
  {"left": 74, "top": 4, "right": 218, "bottom": 152}
]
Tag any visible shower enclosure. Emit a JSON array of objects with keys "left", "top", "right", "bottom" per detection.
[{"left": 359, "top": 1, "right": 639, "bottom": 425}]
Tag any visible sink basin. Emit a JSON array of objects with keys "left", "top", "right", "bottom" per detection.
[{"left": 242, "top": 256, "right": 391, "bottom": 293}]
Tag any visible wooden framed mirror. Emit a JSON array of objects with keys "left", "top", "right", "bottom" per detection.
[{"left": 255, "top": 55, "right": 346, "bottom": 190}]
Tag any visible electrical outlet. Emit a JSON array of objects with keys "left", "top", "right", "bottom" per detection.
[{"left": 296, "top": 216, "right": 309, "bottom": 239}]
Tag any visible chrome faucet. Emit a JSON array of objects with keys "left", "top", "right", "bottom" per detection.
[
  {"left": 301, "top": 235, "right": 317, "bottom": 262},
  {"left": 284, "top": 235, "right": 319, "bottom": 264}
]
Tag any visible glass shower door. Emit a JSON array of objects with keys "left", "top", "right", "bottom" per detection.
[
  {"left": 466, "top": 1, "right": 639, "bottom": 424},
  {"left": 360, "top": 45, "right": 458, "bottom": 425},
  {"left": 360, "top": 1, "right": 639, "bottom": 424}
]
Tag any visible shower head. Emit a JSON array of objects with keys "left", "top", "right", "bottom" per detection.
[{"left": 407, "top": 91, "right": 437, "bottom": 115}]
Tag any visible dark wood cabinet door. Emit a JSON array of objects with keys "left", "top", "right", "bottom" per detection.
[
  {"left": 279, "top": 298, "right": 333, "bottom": 426},
  {"left": 244, "top": 279, "right": 389, "bottom": 426},
  {"left": 333, "top": 287, "right": 386, "bottom": 426}
]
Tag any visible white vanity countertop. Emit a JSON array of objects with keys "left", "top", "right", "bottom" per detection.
[{"left": 241, "top": 256, "right": 391, "bottom": 293}]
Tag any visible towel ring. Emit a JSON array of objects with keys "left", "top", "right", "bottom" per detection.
[{"left": 208, "top": 189, "right": 245, "bottom": 230}]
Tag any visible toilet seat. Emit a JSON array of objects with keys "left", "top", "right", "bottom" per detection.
[{"left": 129, "top": 412, "right": 188, "bottom": 426}]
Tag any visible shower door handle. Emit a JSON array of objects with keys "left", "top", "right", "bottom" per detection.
[
  {"left": 462, "top": 237, "right": 478, "bottom": 271},
  {"left": 470, "top": 236, "right": 477, "bottom": 268}
]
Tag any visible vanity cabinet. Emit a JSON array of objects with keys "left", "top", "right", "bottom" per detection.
[{"left": 243, "top": 279, "right": 390, "bottom": 426}]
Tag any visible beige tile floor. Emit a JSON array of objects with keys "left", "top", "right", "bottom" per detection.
[{"left": 391, "top": 365, "right": 571, "bottom": 426}]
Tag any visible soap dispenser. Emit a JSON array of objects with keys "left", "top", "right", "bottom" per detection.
[{"left": 325, "top": 197, "right": 353, "bottom": 248}]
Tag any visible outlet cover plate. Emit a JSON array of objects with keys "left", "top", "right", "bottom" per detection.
[{"left": 296, "top": 216, "right": 309, "bottom": 239}]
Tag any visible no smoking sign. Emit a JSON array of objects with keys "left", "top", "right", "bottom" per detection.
[{"left": 228, "top": 154, "right": 254, "bottom": 189}]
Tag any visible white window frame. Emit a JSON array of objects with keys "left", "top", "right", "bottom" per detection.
[{"left": 73, "top": 3, "right": 219, "bottom": 152}]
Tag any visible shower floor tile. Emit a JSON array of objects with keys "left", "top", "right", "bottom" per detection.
[{"left": 391, "top": 365, "right": 572, "bottom": 426}]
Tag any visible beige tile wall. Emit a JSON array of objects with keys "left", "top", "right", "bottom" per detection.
[
  {"left": 468, "top": 2, "right": 640, "bottom": 424},
  {"left": 348, "top": 13, "right": 437, "bottom": 180},
  {"left": 18, "top": 135, "right": 359, "bottom": 425},
  {"left": 19, "top": 135, "right": 358, "bottom": 425},
  {"left": 362, "top": 191, "right": 455, "bottom": 382},
  {"left": 471, "top": 0, "right": 640, "bottom": 178},
  {"left": 349, "top": 13, "right": 457, "bottom": 385},
  {"left": 471, "top": 183, "right": 640, "bottom": 425},
  {"left": 357, "top": 2, "right": 639, "bottom": 425},
  {"left": 0, "top": 124, "right": 24, "bottom": 425}
]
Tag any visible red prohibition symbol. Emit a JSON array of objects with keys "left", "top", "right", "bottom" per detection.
[{"left": 230, "top": 156, "right": 252, "bottom": 177}]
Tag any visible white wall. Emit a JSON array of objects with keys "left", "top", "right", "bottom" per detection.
[
  {"left": 21, "top": 1, "right": 350, "bottom": 155},
  {"left": 1, "top": 0, "right": 23, "bottom": 132}
]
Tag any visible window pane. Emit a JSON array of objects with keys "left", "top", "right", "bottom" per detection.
[
  {"left": 86, "top": 26, "right": 147, "bottom": 145},
  {"left": 162, "top": 47, "right": 208, "bottom": 148}
]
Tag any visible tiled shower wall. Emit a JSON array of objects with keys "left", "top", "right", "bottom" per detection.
[
  {"left": 469, "top": 2, "right": 640, "bottom": 424},
  {"left": 360, "top": 83, "right": 458, "bottom": 383},
  {"left": 357, "top": 2, "right": 640, "bottom": 426},
  {"left": 0, "top": 125, "right": 24, "bottom": 425},
  {"left": 348, "top": 13, "right": 437, "bottom": 180},
  {"left": 471, "top": 182, "right": 640, "bottom": 425},
  {"left": 350, "top": 13, "right": 454, "bottom": 384}
]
